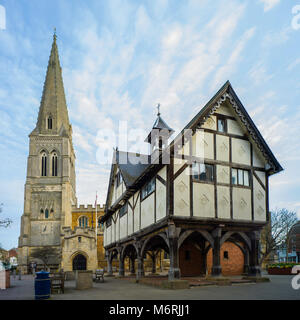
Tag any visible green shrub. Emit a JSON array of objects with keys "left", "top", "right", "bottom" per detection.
[{"left": 267, "top": 262, "right": 300, "bottom": 269}]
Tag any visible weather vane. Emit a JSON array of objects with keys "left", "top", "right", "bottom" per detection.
[{"left": 156, "top": 103, "right": 161, "bottom": 116}]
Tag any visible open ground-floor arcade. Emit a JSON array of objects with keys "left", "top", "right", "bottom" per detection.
[{"left": 105, "top": 219, "right": 263, "bottom": 280}]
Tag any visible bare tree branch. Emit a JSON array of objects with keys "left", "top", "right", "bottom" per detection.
[
  {"left": 260, "top": 208, "right": 298, "bottom": 265},
  {"left": 0, "top": 203, "right": 12, "bottom": 228}
]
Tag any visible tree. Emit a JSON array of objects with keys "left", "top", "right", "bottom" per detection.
[
  {"left": 0, "top": 203, "right": 12, "bottom": 228},
  {"left": 260, "top": 208, "right": 298, "bottom": 265},
  {"left": 30, "top": 247, "right": 60, "bottom": 270}
]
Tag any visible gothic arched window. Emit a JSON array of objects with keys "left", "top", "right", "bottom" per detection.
[
  {"left": 41, "top": 152, "right": 47, "bottom": 176},
  {"left": 52, "top": 153, "right": 58, "bottom": 176},
  {"left": 78, "top": 216, "right": 88, "bottom": 228},
  {"left": 45, "top": 209, "right": 49, "bottom": 219},
  {"left": 47, "top": 116, "right": 52, "bottom": 130},
  {"left": 97, "top": 218, "right": 104, "bottom": 231}
]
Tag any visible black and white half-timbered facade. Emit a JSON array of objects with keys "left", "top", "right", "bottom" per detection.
[{"left": 100, "top": 81, "right": 283, "bottom": 280}]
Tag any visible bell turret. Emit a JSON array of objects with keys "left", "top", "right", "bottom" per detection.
[{"left": 145, "top": 103, "right": 174, "bottom": 153}]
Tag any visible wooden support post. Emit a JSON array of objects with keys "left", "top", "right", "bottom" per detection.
[
  {"left": 130, "top": 257, "right": 135, "bottom": 274},
  {"left": 244, "top": 249, "right": 250, "bottom": 274},
  {"left": 119, "top": 256, "right": 125, "bottom": 276},
  {"left": 136, "top": 255, "right": 144, "bottom": 280},
  {"left": 211, "top": 228, "right": 222, "bottom": 277},
  {"left": 151, "top": 252, "right": 156, "bottom": 274},
  {"left": 106, "top": 252, "right": 113, "bottom": 276},
  {"left": 248, "top": 231, "right": 261, "bottom": 277},
  {"left": 168, "top": 224, "right": 181, "bottom": 280}
]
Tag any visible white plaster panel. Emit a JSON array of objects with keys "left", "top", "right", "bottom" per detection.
[
  {"left": 120, "top": 215, "right": 127, "bottom": 239},
  {"left": 158, "top": 166, "right": 167, "bottom": 181},
  {"left": 217, "top": 186, "right": 231, "bottom": 219},
  {"left": 232, "top": 188, "right": 252, "bottom": 220},
  {"left": 253, "top": 176, "right": 266, "bottom": 222},
  {"left": 174, "top": 168, "right": 190, "bottom": 217},
  {"left": 133, "top": 192, "right": 140, "bottom": 233},
  {"left": 177, "top": 140, "right": 190, "bottom": 156},
  {"left": 116, "top": 184, "right": 122, "bottom": 199},
  {"left": 156, "top": 179, "right": 166, "bottom": 221},
  {"left": 141, "top": 193, "right": 155, "bottom": 229},
  {"left": 214, "top": 104, "right": 233, "bottom": 116},
  {"left": 232, "top": 138, "right": 251, "bottom": 166},
  {"left": 216, "top": 135, "right": 229, "bottom": 162},
  {"left": 217, "top": 165, "right": 230, "bottom": 184},
  {"left": 201, "top": 115, "right": 217, "bottom": 130},
  {"left": 174, "top": 158, "right": 187, "bottom": 174},
  {"left": 111, "top": 219, "right": 116, "bottom": 243},
  {"left": 193, "top": 183, "right": 215, "bottom": 218},
  {"left": 253, "top": 147, "right": 265, "bottom": 168},
  {"left": 115, "top": 213, "right": 119, "bottom": 242},
  {"left": 106, "top": 226, "right": 111, "bottom": 246},
  {"left": 127, "top": 204, "right": 133, "bottom": 236},
  {"left": 227, "top": 119, "right": 244, "bottom": 136},
  {"left": 255, "top": 171, "right": 266, "bottom": 187}
]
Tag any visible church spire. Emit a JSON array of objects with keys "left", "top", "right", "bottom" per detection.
[{"left": 32, "top": 31, "right": 71, "bottom": 136}]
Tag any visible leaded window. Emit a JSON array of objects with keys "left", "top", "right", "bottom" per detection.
[
  {"left": 192, "top": 163, "right": 214, "bottom": 182},
  {"left": 119, "top": 203, "right": 128, "bottom": 218},
  {"left": 141, "top": 178, "right": 155, "bottom": 200},
  {"left": 232, "top": 168, "right": 250, "bottom": 186},
  {"left": 79, "top": 216, "right": 88, "bottom": 228}
]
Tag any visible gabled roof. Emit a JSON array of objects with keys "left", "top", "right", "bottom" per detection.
[
  {"left": 103, "top": 81, "right": 283, "bottom": 220},
  {"left": 172, "top": 80, "right": 283, "bottom": 174},
  {"left": 117, "top": 151, "right": 151, "bottom": 187},
  {"left": 104, "top": 150, "right": 152, "bottom": 212}
]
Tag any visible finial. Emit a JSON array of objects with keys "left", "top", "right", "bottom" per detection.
[
  {"left": 53, "top": 27, "right": 57, "bottom": 40},
  {"left": 156, "top": 103, "right": 161, "bottom": 117}
]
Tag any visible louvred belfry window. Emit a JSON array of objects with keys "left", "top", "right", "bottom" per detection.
[
  {"left": 52, "top": 153, "right": 58, "bottom": 176},
  {"left": 41, "top": 152, "right": 47, "bottom": 176},
  {"left": 47, "top": 116, "right": 52, "bottom": 130}
]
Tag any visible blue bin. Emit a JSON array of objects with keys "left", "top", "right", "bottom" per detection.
[{"left": 35, "top": 271, "right": 51, "bottom": 300}]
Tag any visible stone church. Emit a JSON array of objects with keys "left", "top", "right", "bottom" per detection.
[{"left": 18, "top": 34, "right": 105, "bottom": 274}]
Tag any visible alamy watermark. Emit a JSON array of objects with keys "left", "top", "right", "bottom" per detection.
[
  {"left": 95, "top": 121, "right": 205, "bottom": 171},
  {"left": 292, "top": 4, "right": 300, "bottom": 30},
  {"left": 291, "top": 265, "right": 300, "bottom": 290},
  {"left": 0, "top": 4, "right": 6, "bottom": 30}
]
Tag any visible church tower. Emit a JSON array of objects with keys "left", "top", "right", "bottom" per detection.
[{"left": 18, "top": 33, "right": 77, "bottom": 273}]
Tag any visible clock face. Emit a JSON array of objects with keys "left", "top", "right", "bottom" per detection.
[{"left": 40, "top": 223, "right": 52, "bottom": 234}]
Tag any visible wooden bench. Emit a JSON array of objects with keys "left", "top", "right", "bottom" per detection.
[
  {"left": 95, "top": 269, "right": 104, "bottom": 283},
  {"left": 50, "top": 273, "right": 65, "bottom": 294}
]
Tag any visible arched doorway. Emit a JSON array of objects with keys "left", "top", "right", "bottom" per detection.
[
  {"left": 72, "top": 254, "right": 87, "bottom": 271},
  {"left": 178, "top": 231, "right": 208, "bottom": 277}
]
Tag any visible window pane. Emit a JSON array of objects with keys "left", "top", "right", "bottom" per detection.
[
  {"left": 218, "top": 119, "right": 225, "bottom": 132},
  {"left": 232, "top": 169, "right": 237, "bottom": 185},
  {"left": 206, "top": 165, "right": 214, "bottom": 182},
  {"left": 192, "top": 163, "right": 199, "bottom": 180},
  {"left": 244, "top": 170, "right": 249, "bottom": 186},
  {"left": 199, "top": 163, "right": 206, "bottom": 181},
  {"left": 238, "top": 169, "right": 244, "bottom": 185}
]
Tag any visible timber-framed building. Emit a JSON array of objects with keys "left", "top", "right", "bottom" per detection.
[{"left": 101, "top": 81, "right": 283, "bottom": 280}]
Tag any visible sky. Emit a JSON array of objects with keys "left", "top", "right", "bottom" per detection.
[{"left": 0, "top": 0, "right": 300, "bottom": 250}]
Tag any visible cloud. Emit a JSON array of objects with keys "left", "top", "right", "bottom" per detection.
[
  {"left": 248, "top": 62, "right": 273, "bottom": 85},
  {"left": 287, "top": 58, "right": 300, "bottom": 71},
  {"left": 259, "top": 0, "right": 280, "bottom": 12},
  {"left": 211, "top": 27, "right": 256, "bottom": 90}
]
